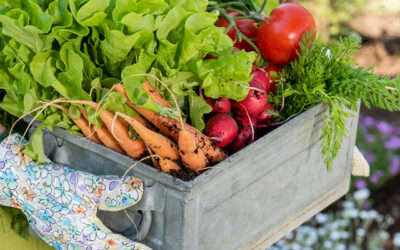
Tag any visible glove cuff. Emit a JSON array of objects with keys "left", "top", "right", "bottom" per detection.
[{"left": 0, "top": 130, "right": 9, "bottom": 142}]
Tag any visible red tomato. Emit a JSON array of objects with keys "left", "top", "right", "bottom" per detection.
[
  {"left": 216, "top": 12, "right": 259, "bottom": 52},
  {"left": 257, "top": 3, "right": 316, "bottom": 66}
]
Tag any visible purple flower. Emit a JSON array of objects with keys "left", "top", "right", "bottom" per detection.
[
  {"left": 384, "top": 136, "right": 400, "bottom": 150},
  {"left": 376, "top": 170, "right": 384, "bottom": 177},
  {"left": 366, "top": 134, "right": 375, "bottom": 143},
  {"left": 360, "top": 149, "right": 367, "bottom": 156},
  {"left": 362, "top": 201, "right": 372, "bottom": 210},
  {"left": 362, "top": 116, "right": 375, "bottom": 127},
  {"left": 355, "top": 179, "right": 367, "bottom": 190},
  {"left": 370, "top": 171, "right": 383, "bottom": 184},
  {"left": 376, "top": 121, "right": 393, "bottom": 134},
  {"left": 366, "top": 153, "right": 375, "bottom": 164},
  {"left": 370, "top": 175, "right": 380, "bottom": 184},
  {"left": 390, "top": 158, "right": 400, "bottom": 175}
]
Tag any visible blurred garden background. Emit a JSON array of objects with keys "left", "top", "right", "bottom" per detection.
[{"left": 270, "top": 0, "right": 400, "bottom": 249}]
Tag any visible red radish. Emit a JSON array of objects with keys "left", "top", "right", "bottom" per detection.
[
  {"left": 204, "top": 114, "right": 238, "bottom": 148},
  {"left": 206, "top": 97, "right": 231, "bottom": 114},
  {"left": 251, "top": 70, "right": 269, "bottom": 91},
  {"left": 232, "top": 81, "right": 267, "bottom": 117},
  {"left": 252, "top": 65, "right": 281, "bottom": 92},
  {"left": 235, "top": 115, "right": 257, "bottom": 129},
  {"left": 228, "top": 127, "right": 253, "bottom": 153},
  {"left": 257, "top": 104, "right": 275, "bottom": 124}
]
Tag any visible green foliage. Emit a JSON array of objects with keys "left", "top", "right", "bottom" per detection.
[
  {"left": 0, "top": 206, "right": 30, "bottom": 241},
  {"left": 272, "top": 35, "right": 400, "bottom": 170},
  {"left": 0, "top": 91, "right": 25, "bottom": 133}
]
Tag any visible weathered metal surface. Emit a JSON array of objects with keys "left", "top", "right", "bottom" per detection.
[{"left": 27, "top": 103, "right": 359, "bottom": 250}]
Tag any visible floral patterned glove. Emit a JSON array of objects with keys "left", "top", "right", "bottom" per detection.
[{"left": 0, "top": 133, "right": 151, "bottom": 250}]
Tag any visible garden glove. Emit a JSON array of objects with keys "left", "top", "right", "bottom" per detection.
[{"left": 0, "top": 133, "right": 151, "bottom": 250}]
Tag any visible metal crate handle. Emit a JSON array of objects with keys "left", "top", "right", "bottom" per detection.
[
  {"left": 96, "top": 181, "right": 166, "bottom": 242},
  {"left": 135, "top": 210, "right": 152, "bottom": 241},
  {"left": 129, "top": 181, "right": 166, "bottom": 240}
]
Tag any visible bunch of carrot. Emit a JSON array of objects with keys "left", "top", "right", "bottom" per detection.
[{"left": 46, "top": 82, "right": 227, "bottom": 175}]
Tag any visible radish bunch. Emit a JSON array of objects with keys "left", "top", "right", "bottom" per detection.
[{"left": 204, "top": 66, "right": 280, "bottom": 153}]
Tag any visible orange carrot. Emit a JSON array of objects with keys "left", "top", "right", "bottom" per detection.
[
  {"left": 117, "top": 113, "right": 180, "bottom": 161},
  {"left": 143, "top": 141, "right": 161, "bottom": 170},
  {"left": 114, "top": 83, "right": 228, "bottom": 163},
  {"left": 118, "top": 115, "right": 152, "bottom": 130},
  {"left": 63, "top": 100, "right": 146, "bottom": 159},
  {"left": 143, "top": 81, "right": 172, "bottom": 108},
  {"left": 52, "top": 104, "right": 102, "bottom": 144},
  {"left": 159, "top": 158, "right": 181, "bottom": 173},
  {"left": 178, "top": 129, "right": 207, "bottom": 171},
  {"left": 132, "top": 115, "right": 153, "bottom": 129},
  {"left": 79, "top": 108, "right": 125, "bottom": 154}
]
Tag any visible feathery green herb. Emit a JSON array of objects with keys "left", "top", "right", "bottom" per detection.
[{"left": 272, "top": 35, "right": 400, "bottom": 170}]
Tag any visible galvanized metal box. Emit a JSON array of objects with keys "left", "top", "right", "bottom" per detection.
[{"left": 28, "top": 103, "right": 359, "bottom": 249}]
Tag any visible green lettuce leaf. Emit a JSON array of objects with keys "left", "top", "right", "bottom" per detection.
[
  {"left": 188, "top": 50, "right": 256, "bottom": 100},
  {"left": 56, "top": 43, "right": 91, "bottom": 100},
  {"left": 0, "top": 6, "right": 54, "bottom": 53},
  {"left": 187, "top": 89, "right": 211, "bottom": 131},
  {"left": 101, "top": 92, "right": 139, "bottom": 117},
  {"left": 76, "top": 0, "right": 110, "bottom": 26}
]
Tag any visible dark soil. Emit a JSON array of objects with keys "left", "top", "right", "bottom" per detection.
[
  {"left": 170, "top": 166, "right": 199, "bottom": 181},
  {"left": 360, "top": 105, "right": 400, "bottom": 125},
  {"left": 372, "top": 174, "right": 400, "bottom": 234}
]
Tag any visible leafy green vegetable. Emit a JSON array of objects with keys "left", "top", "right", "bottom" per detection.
[
  {"left": 272, "top": 35, "right": 400, "bottom": 170},
  {"left": 187, "top": 89, "right": 212, "bottom": 131},
  {"left": 188, "top": 50, "right": 257, "bottom": 100},
  {"left": 101, "top": 92, "right": 140, "bottom": 118}
]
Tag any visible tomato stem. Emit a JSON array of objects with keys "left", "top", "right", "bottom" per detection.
[
  {"left": 208, "top": 2, "right": 269, "bottom": 66},
  {"left": 255, "top": 0, "right": 268, "bottom": 15},
  {"left": 219, "top": 9, "right": 262, "bottom": 55}
]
